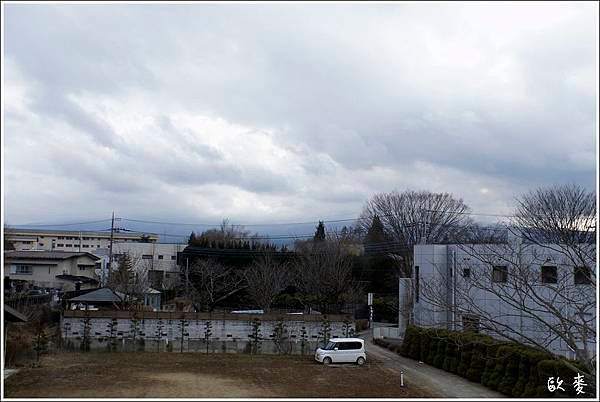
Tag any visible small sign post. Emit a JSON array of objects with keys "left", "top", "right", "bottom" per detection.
[{"left": 368, "top": 293, "right": 374, "bottom": 328}]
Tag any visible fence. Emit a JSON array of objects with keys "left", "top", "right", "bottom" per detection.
[
  {"left": 373, "top": 326, "right": 403, "bottom": 340},
  {"left": 5, "top": 294, "right": 53, "bottom": 312}
]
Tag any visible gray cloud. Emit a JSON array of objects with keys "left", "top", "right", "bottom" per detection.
[{"left": 3, "top": 3, "right": 597, "bottom": 225}]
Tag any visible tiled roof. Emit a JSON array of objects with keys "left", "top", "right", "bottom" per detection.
[{"left": 4, "top": 250, "right": 100, "bottom": 261}]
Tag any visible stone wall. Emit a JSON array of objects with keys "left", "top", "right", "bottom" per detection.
[{"left": 60, "top": 311, "right": 356, "bottom": 354}]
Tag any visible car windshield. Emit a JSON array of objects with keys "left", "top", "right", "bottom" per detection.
[{"left": 322, "top": 341, "right": 337, "bottom": 350}]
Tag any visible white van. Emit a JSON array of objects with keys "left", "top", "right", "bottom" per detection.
[{"left": 314, "top": 338, "right": 366, "bottom": 365}]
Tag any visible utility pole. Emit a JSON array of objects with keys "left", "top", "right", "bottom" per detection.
[
  {"left": 185, "top": 258, "right": 189, "bottom": 298},
  {"left": 108, "top": 211, "right": 115, "bottom": 285}
]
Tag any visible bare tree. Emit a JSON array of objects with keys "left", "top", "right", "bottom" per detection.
[
  {"left": 359, "top": 190, "right": 473, "bottom": 276},
  {"left": 293, "top": 238, "right": 354, "bottom": 313},
  {"left": 187, "top": 259, "right": 246, "bottom": 312},
  {"left": 244, "top": 254, "right": 290, "bottom": 312},
  {"left": 419, "top": 184, "right": 596, "bottom": 380},
  {"left": 108, "top": 252, "right": 149, "bottom": 309}
]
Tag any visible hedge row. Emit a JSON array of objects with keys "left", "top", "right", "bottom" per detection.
[{"left": 380, "top": 326, "right": 595, "bottom": 398}]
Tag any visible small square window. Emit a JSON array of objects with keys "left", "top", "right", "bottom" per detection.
[
  {"left": 171, "top": 255, "right": 176, "bottom": 260},
  {"left": 492, "top": 266, "right": 508, "bottom": 283},
  {"left": 541, "top": 266, "right": 557, "bottom": 284},
  {"left": 158, "top": 255, "right": 164, "bottom": 260},
  {"left": 463, "top": 268, "right": 471, "bottom": 278},
  {"left": 574, "top": 266, "right": 592, "bottom": 285}
]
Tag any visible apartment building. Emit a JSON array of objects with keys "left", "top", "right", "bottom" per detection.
[
  {"left": 411, "top": 243, "right": 595, "bottom": 359},
  {"left": 94, "top": 242, "right": 186, "bottom": 289},
  {"left": 4, "top": 228, "right": 159, "bottom": 252}
]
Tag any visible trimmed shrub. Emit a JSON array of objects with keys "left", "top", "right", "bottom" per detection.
[
  {"left": 407, "top": 327, "right": 422, "bottom": 360},
  {"left": 426, "top": 335, "right": 439, "bottom": 365},
  {"left": 466, "top": 339, "right": 490, "bottom": 383},
  {"left": 433, "top": 334, "right": 447, "bottom": 368},
  {"left": 419, "top": 333, "right": 431, "bottom": 362},
  {"left": 442, "top": 334, "right": 459, "bottom": 374},
  {"left": 498, "top": 346, "right": 522, "bottom": 395},
  {"left": 456, "top": 342, "right": 474, "bottom": 377},
  {"left": 399, "top": 325, "right": 419, "bottom": 357},
  {"left": 480, "top": 342, "right": 501, "bottom": 388},
  {"left": 515, "top": 349, "right": 548, "bottom": 397}
]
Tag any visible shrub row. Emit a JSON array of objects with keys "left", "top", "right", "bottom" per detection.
[{"left": 389, "top": 326, "right": 594, "bottom": 398}]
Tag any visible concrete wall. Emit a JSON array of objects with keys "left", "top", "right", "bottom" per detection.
[{"left": 60, "top": 311, "right": 356, "bottom": 354}]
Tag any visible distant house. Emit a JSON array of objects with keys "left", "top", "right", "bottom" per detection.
[
  {"left": 66, "top": 287, "right": 125, "bottom": 311},
  {"left": 4, "top": 250, "right": 100, "bottom": 292}
]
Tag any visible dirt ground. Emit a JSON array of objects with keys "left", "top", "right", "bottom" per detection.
[{"left": 3, "top": 352, "right": 432, "bottom": 398}]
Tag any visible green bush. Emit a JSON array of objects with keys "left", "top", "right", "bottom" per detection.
[
  {"left": 466, "top": 339, "right": 490, "bottom": 383},
  {"left": 480, "top": 342, "right": 501, "bottom": 388},
  {"left": 419, "top": 333, "right": 431, "bottom": 362},
  {"left": 407, "top": 327, "right": 422, "bottom": 360},
  {"left": 399, "top": 325, "right": 419, "bottom": 357},
  {"left": 426, "top": 335, "right": 439, "bottom": 365},
  {"left": 433, "top": 333, "right": 448, "bottom": 368},
  {"left": 398, "top": 326, "right": 593, "bottom": 398},
  {"left": 515, "top": 349, "right": 548, "bottom": 397},
  {"left": 456, "top": 345, "right": 473, "bottom": 377},
  {"left": 498, "top": 346, "right": 522, "bottom": 396},
  {"left": 442, "top": 334, "right": 459, "bottom": 373}
]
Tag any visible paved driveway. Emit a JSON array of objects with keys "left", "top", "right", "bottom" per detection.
[{"left": 361, "top": 331, "right": 505, "bottom": 398}]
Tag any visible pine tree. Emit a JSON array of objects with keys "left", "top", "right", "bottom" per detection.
[
  {"left": 314, "top": 221, "right": 326, "bottom": 242},
  {"left": 188, "top": 232, "right": 197, "bottom": 245}
]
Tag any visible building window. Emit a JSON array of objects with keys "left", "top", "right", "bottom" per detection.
[
  {"left": 83, "top": 244, "right": 89, "bottom": 248},
  {"left": 541, "top": 266, "right": 557, "bottom": 284},
  {"left": 57, "top": 244, "right": 64, "bottom": 247},
  {"left": 39, "top": 243, "right": 44, "bottom": 246},
  {"left": 574, "top": 266, "right": 592, "bottom": 285},
  {"left": 11, "top": 265, "right": 33, "bottom": 275},
  {"left": 142, "top": 255, "right": 153, "bottom": 260},
  {"left": 492, "top": 266, "right": 508, "bottom": 283},
  {"left": 158, "top": 255, "right": 164, "bottom": 260},
  {"left": 462, "top": 314, "right": 480, "bottom": 333},
  {"left": 171, "top": 255, "right": 176, "bottom": 260},
  {"left": 462, "top": 268, "right": 471, "bottom": 278},
  {"left": 58, "top": 237, "right": 64, "bottom": 240},
  {"left": 65, "top": 244, "right": 73, "bottom": 247},
  {"left": 414, "top": 266, "right": 419, "bottom": 303},
  {"left": 79, "top": 266, "right": 87, "bottom": 271}
]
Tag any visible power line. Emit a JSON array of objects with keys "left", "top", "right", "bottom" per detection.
[{"left": 7, "top": 218, "right": 113, "bottom": 227}]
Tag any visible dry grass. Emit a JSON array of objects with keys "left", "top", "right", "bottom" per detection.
[{"left": 4, "top": 352, "right": 432, "bottom": 398}]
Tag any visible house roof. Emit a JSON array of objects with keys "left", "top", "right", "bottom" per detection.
[
  {"left": 4, "top": 305, "right": 28, "bottom": 322},
  {"left": 67, "top": 287, "right": 122, "bottom": 302},
  {"left": 4, "top": 250, "right": 101, "bottom": 261},
  {"left": 55, "top": 274, "right": 99, "bottom": 285}
]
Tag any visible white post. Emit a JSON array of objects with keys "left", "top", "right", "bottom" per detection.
[{"left": 400, "top": 371, "right": 404, "bottom": 387}]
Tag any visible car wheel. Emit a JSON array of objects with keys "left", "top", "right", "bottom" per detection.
[
  {"left": 323, "top": 357, "right": 332, "bottom": 365},
  {"left": 356, "top": 357, "right": 366, "bottom": 366}
]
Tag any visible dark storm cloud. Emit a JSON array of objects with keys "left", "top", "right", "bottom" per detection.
[{"left": 3, "top": 3, "right": 597, "bottom": 224}]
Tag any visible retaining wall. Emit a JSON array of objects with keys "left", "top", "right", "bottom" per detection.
[{"left": 60, "top": 310, "right": 356, "bottom": 354}]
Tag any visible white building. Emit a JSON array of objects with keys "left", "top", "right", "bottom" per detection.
[
  {"left": 4, "top": 228, "right": 159, "bottom": 252},
  {"left": 94, "top": 242, "right": 186, "bottom": 289},
  {"left": 412, "top": 243, "right": 595, "bottom": 359}
]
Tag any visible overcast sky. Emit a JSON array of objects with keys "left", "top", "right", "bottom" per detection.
[{"left": 3, "top": 2, "right": 598, "bottom": 228}]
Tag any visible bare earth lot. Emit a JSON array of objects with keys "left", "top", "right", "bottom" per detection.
[{"left": 4, "top": 352, "right": 432, "bottom": 398}]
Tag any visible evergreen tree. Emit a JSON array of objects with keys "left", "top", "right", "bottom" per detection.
[
  {"left": 313, "top": 221, "right": 326, "bottom": 242},
  {"left": 188, "top": 232, "right": 197, "bottom": 245}
]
